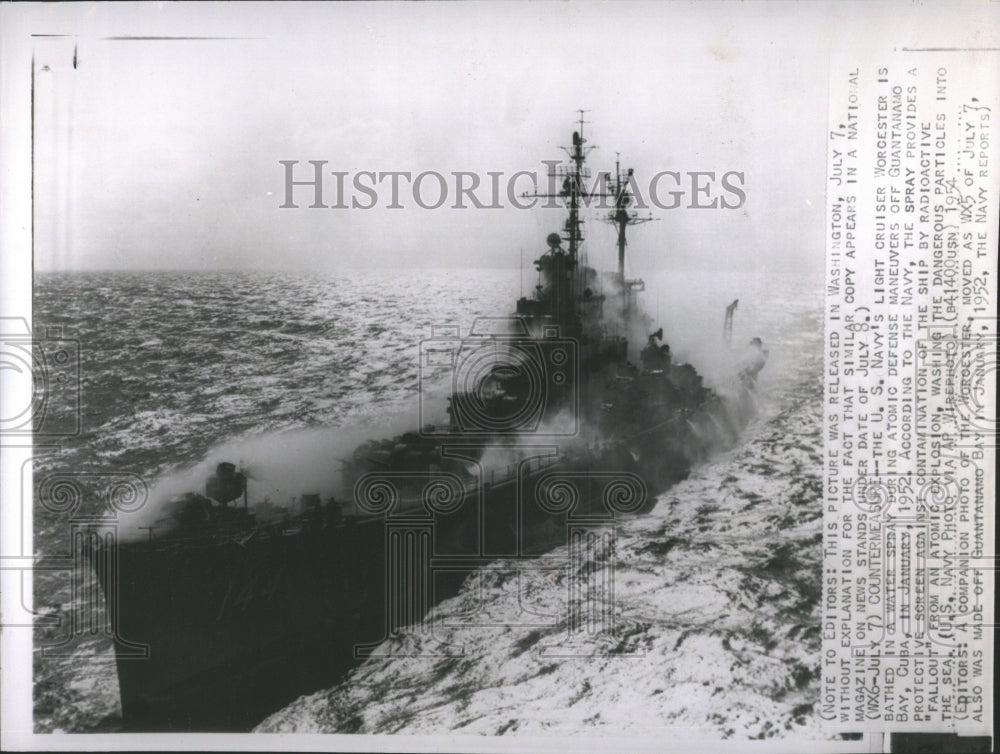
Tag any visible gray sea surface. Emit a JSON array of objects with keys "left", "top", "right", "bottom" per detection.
[{"left": 32, "top": 267, "right": 824, "bottom": 736}]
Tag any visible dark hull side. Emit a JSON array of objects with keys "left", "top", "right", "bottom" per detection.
[
  {"left": 102, "top": 518, "right": 387, "bottom": 730},
  {"left": 93, "top": 392, "right": 755, "bottom": 731}
]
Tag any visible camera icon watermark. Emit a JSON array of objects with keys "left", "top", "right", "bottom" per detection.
[
  {"left": 0, "top": 317, "right": 80, "bottom": 437},
  {"left": 418, "top": 317, "right": 579, "bottom": 438}
]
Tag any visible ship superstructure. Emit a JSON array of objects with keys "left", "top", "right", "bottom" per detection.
[{"left": 88, "top": 119, "right": 766, "bottom": 731}]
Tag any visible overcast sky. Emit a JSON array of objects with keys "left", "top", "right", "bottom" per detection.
[{"left": 23, "top": 1, "right": 984, "bottom": 274}]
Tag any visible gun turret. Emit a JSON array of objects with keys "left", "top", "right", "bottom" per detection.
[{"left": 206, "top": 462, "right": 247, "bottom": 507}]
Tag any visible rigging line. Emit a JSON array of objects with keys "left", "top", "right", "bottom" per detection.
[{"left": 618, "top": 410, "right": 692, "bottom": 443}]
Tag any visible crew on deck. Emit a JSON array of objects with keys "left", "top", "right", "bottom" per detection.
[
  {"left": 640, "top": 328, "right": 671, "bottom": 372},
  {"left": 740, "top": 337, "right": 768, "bottom": 387}
]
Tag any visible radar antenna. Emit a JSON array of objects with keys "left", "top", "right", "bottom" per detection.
[
  {"left": 603, "top": 153, "right": 656, "bottom": 308},
  {"left": 518, "top": 114, "right": 657, "bottom": 321},
  {"left": 522, "top": 110, "right": 600, "bottom": 262}
]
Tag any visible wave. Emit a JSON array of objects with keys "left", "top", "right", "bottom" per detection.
[{"left": 257, "top": 367, "right": 827, "bottom": 739}]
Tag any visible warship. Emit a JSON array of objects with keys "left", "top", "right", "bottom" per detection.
[{"left": 89, "top": 118, "right": 768, "bottom": 731}]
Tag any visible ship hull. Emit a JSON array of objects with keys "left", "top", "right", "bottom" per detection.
[
  {"left": 94, "top": 387, "right": 756, "bottom": 731},
  {"left": 103, "top": 518, "right": 387, "bottom": 730},
  {"left": 96, "top": 457, "right": 638, "bottom": 730}
]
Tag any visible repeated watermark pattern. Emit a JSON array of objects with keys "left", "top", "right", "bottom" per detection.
[{"left": 278, "top": 161, "right": 747, "bottom": 211}]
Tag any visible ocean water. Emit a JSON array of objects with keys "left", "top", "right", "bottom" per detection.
[{"left": 32, "top": 267, "right": 824, "bottom": 736}]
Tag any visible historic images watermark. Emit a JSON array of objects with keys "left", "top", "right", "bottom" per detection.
[
  {"left": 0, "top": 317, "right": 80, "bottom": 439},
  {"left": 0, "top": 317, "right": 149, "bottom": 657},
  {"left": 278, "top": 161, "right": 747, "bottom": 211},
  {"left": 348, "top": 316, "right": 648, "bottom": 658},
  {"left": 32, "top": 470, "right": 151, "bottom": 659},
  {"left": 418, "top": 318, "right": 579, "bottom": 438}
]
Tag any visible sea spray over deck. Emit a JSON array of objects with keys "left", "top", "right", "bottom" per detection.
[
  {"left": 32, "top": 268, "right": 821, "bottom": 734},
  {"left": 256, "top": 350, "right": 826, "bottom": 738},
  {"left": 116, "top": 414, "right": 427, "bottom": 541},
  {"left": 117, "top": 268, "right": 762, "bottom": 543},
  {"left": 120, "top": 341, "right": 760, "bottom": 544}
]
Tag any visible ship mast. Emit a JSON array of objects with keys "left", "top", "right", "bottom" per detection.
[
  {"left": 605, "top": 153, "right": 655, "bottom": 309},
  {"left": 519, "top": 113, "right": 656, "bottom": 325},
  {"left": 564, "top": 110, "right": 591, "bottom": 262},
  {"left": 524, "top": 110, "right": 596, "bottom": 266}
]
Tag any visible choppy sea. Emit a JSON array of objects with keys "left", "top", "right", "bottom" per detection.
[{"left": 32, "top": 267, "right": 828, "bottom": 738}]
